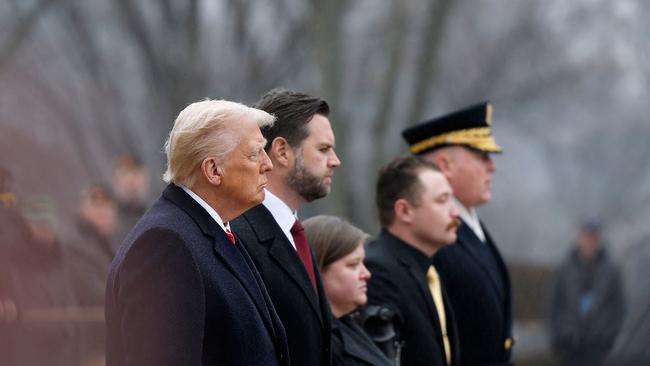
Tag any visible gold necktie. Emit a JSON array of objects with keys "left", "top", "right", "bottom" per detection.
[{"left": 427, "top": 266, "right": 451, "bottom": 366}]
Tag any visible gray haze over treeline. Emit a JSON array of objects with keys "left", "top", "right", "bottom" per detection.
[{"left": 1, "top": 0, "right": 649, "bottom": 363}]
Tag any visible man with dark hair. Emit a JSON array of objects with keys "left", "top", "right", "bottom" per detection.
[
  {"left": 255, "top": 88, "right": 330, "bottom": 149},
  {"left": 232, "top": 88, "right": 340, "bottom": 366},
  {"left": 402, "top": 102, "right": 513, "bottom": 365},
  {"left": 365, "top": 156, "right": 461, "bottom": 366}
]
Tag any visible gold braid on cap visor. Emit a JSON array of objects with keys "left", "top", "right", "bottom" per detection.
[{"left": 409, "top": 127, "right": 502, "bottom": 154}]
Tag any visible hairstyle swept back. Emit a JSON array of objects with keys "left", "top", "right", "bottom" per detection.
[
  {"left": 162, "top": 99, "right": 275, "bottom": 188},
  {"left": 253, "top": 88, "right": 329, "bottom": 151},
  {"left": 375, "top": 156, "right": 440, "bottom": 228},
  {"left": 303, "top": 215, "right": 369, "bottom": 270}
]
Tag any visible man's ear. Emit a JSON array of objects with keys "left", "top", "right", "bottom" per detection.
[
  {"left": 394, "top": 198, "right": 413, "bottom": 224},
  {"left": 429, "top": 152, "right": 453, "bottom": 179},
  {"left": 201, "top": 157, "right": 223, "bottom": 186},
  {"left": 269, "top": 137, "right": 293, "bottom": 168}
]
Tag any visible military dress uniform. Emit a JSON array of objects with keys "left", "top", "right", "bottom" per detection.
[{"left": 402, "top": 102, "right": 514, "bottom": 365}]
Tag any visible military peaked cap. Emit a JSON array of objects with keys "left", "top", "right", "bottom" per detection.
[{"left": 402, "top": 101, "right": 502, "bottom": 155}]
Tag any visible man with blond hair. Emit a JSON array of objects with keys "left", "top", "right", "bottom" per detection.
[{"left": 105, "top": 100, "right": 289, "bottom": 366}]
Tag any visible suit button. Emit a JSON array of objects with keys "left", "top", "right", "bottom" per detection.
[{"left": 504, "top": 337, "right": 513, "bottom": 350}]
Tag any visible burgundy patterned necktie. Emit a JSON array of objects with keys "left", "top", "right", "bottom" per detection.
[{"left": 290, "top": 219, "right": 317, "bottom": 291}]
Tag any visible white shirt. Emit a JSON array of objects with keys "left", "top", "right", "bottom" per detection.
[
  {"left": 262, "top": 189, "right": 298, "bottom": 250},
  {"left": 181, "top": 186, "right": 231, "bottom": 233},
  {"left": 453, "top": 197, "right": 486, "bottom": 243}
]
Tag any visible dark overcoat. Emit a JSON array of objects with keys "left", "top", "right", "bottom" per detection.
[
  {"left": 332, "top": 315, "right": 395, "bottom": 366},
  {"left": 432, "top": 221, "right": 513, "bottom": 366},
  {"left": 105, "top": 184, "right": 289, "bottom": 366},
  {"left": 232, "top": 204, "right": 332, "bottom": 366},
  {"left": 549, "top": 248, "right": 625, "bottom": 359},
  {"left": 365, "top": 231, "right": 460, "bottom": 366}
]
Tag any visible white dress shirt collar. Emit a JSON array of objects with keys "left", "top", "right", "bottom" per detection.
[
  {"left": 453, "top": 197, "right": 486, "bottom": 243},
  {"left": 262, "top": 189, "right": 297, "bottom": 249},
  {"left": 181, "top": 185, "right": 229, "bottom": 233}
]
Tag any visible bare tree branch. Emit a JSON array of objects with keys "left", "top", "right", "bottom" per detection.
[
  {"left": 0, "top": 0, "right": 59, "bottom": 74},
  {"left": 114, "top": 0, "right": 164, "bottom": 86},
  {"left": 372, "top": 1, "right": 406, "bottom": 155},
  {"left": 403, "top": 0, "right": 452, "bottom": 126}
]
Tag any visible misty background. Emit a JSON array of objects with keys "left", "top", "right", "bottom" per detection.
[{"left": 1, "top": 0, "right": 649, "bottom": 364}]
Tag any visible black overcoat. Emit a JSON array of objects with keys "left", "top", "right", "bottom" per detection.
[
  {"left": 432, "top": 221, "right": 513, "bottom": 366},
  {"left": 105, "top": 184, "right": 289, "bottom": 366},
  {"left": 232, "top": 204, "right": 332, "bottom": 366},
  {"left": 365, "top": 231, "right": 460, "bottom": 366},
  {"left": 331, "top": 315, "right": 394, "bottom": 366}
]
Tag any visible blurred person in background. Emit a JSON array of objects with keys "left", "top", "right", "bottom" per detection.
[
  {"left": 70, "top": 184, "right": 118, "bottom": 366},
  {"left": 402, "top": 102, "right": 513, "bottom": 365},
  {"left": 111, "top": 153, "right": 150, "bottom": 246},
  {"left": 77, "top": 184, "right": 118, "bottom": 262},
  {"left": 105, "top": 99, "right": 289, "bottom": 366},
  {"left": 0, "top": 166, "right": 16, "bottom": 208},
  {"left": 0, "top": 166, "right": 22, "bottom": 365},
  {"left": 365, "top": 156, "right": 461, "bottom": 366},
  {"left": 0, "top": 166, "right": 20, "bottom": 309},
  {"left": 304, "top": 215, "right": 394, "bottom": 366},
  {"left": 548, "top": 219, "right": 625, "bottom": 366},
  {"left": 8, "top": 195, "right": 77, "bottom": 366},
  {"left": 232, "top": 88, "right": 340, "bottom": 366}
]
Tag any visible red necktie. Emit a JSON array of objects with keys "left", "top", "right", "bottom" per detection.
[
  {"left": 225, "top": 227, "right": 236, "bottom": 244},
  {"left": 291, "top": 219, "right": 317, "bottom": 291}
]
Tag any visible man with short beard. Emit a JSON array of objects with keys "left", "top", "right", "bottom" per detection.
[{"left": 233, "top": 88, "right": 340, "bottom": 366}]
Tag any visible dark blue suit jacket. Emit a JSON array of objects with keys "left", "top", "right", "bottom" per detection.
[
  {"left": 105, "top": 184, "right": 289, "bottom": 366},
  {"left": 232, "top": 204, "right": 332, "bottom": 366},
  {"left": 432, "top": 221, "right": 513, "bottom": 366}
]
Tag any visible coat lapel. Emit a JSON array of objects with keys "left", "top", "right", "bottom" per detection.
[
  {"left": 482, "top": 225, "right": 513, "bottom": 336},
  {"left": 211, "top": 234, "right": 277, "bottom": 337},
  {"left": 387, "top": 236, "right": 445, "bottom": 346},
  {"left": 336, "top": 320, "right": 385, "bottom": 365},
  {"left": 456, "top": 222, "right": 505, "bottom": 299},
  {"left": 243, "top": 206, "right": 324, "bottom": 323},
  {"left": 483, "top": 226, "right": 511, "bottom": 292},
  {"left": 234, "top": 234, "right": 289, "bottom": 356},
  {"left": 405, "top": 262, "right": 445, "bottom": 343},
  {"left": 162, "top": 184, "right": 278, "bottom": 341}
]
